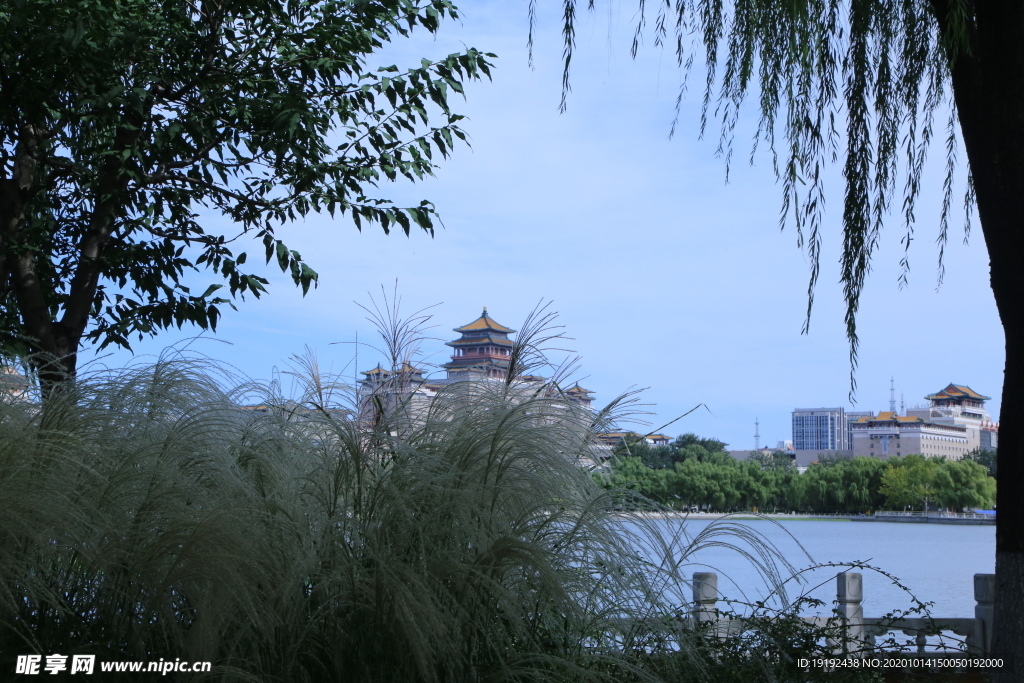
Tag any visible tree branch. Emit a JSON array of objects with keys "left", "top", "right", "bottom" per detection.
[
  {"left": 60, "top": 110, "right": 150, "bottom": 339},
  {"left": 11, "top": 251, "right": 57, "bottom": 353},
  {"left": 144, "top": 172, "right": 276, "bottom": 208}
]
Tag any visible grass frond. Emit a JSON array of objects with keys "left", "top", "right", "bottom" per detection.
[{"left": 1, "top": 311, "right": 813, "bottom": 682}]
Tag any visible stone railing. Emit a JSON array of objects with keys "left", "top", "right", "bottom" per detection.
[
  {"left": 874, "top": 510, "right": 994, "bottom": 521},
  {"left": 692, "top": 571, "right": 995, "bottom": 656}
]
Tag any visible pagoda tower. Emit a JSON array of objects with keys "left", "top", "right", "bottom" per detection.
[
  {"left": 924, "top": 383, "right": 991, "bottom": 418},
  {"left": 442, "top": 308, "right": 515, "bottom": 380}
]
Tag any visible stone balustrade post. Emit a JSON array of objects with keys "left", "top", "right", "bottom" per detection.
[
  {"left": 680, "top": 570, "right": 992, "bottom": 659},
  {"left": 836, "top": 572, "right": 865, "bottom": 656},
  {"left": 971, "top": 573, "right": 995, "bottom": 655},
  {"left": 692, "top": 572, "right": 719, "bottom": 626}
]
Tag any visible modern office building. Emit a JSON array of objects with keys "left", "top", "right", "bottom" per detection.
[
  {"left": 981, "top": 425, "right": 998, "bottom": 450},
  {"left": 792, "top": 407, "right": 849, "bottom": 450}
]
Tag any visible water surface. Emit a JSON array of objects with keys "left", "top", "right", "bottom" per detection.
[{"left": 646, "top": 517, "right": 994, "bottom": 619}]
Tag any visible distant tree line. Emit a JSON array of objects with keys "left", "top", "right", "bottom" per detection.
[
  {"left": 964, "top": 447, "right": 998, "bottom": 478},
  {"left": 602, "top": 435, "right": 996, "bottom": 514}
]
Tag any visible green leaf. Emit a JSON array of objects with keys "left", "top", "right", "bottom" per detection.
[
  {"left": 199, "top": 284, "right": 224, "bottom": 299},
  {"left": 0, "top": 0, "right": 488, "bottom": 375}
]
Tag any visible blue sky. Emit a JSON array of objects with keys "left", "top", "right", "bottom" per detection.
[{"left": 96, "top": 2, "right": 1004, "bottom": 450}]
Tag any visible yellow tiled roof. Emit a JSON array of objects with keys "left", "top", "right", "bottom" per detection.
[
  {"left": 362, "top": 362, "right": 425, "bottom": 376},
  {"left": 398, "top": 362, "right": 420, "bottom": 372},
  {"left": 858, "top": 412, "right": 923, "bottom": 423},
  {"left": 454, "top": 307, "right": 515, "bottom": 334},
  {"left": 926, "top": 383, "right": 990, "bottom": 401}
]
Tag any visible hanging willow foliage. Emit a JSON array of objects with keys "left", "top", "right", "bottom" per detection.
[{"left": 544, "top": 0, "right": 974, "bottom": 397}]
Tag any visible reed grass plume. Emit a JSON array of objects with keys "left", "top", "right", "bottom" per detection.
[{"left": 0, "top": 304, "right": 809, "bottom": 682}]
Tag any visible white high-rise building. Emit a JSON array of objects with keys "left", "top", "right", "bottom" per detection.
[{"left": 792, "top": 407, "right": 849, "bottom": 451}]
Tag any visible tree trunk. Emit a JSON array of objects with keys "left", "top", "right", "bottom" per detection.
[
  {"left": 30, "top": 328, "right": 79, "bottom": 401},
  {"left": 946, "top": 1, "right": 1024, "bottom": 676},
  {"left": 3, "top": 115, "right": 133, "bottom": 398},
  {"left": 2, "top": 125, "right": 86, "bottom": 398}
]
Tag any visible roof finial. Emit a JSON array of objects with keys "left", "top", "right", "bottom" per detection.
[{"left": 482, "top": 306, "right": 488, "bottom": 316}]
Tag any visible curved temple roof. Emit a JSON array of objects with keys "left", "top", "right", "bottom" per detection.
[
  {"left": 925, "top": 383, "right": 991, "bottom": 402},
  {"left": 453, "top": 307, "right": 515, "bottom": 334}
]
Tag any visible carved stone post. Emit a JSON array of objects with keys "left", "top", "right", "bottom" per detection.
[
  {"left": 693, "top": 572, "right": 719, "bottom": 626},
  {"left": 971, "top": 573, "right": 995, "bottom": 655},
  {"left": 836, "top": 572, "right": 865, "bottom": 656}
]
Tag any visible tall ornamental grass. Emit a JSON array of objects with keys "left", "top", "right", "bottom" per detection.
[{"left": 0, "top": 308, "right": 810, "bottom": 682}]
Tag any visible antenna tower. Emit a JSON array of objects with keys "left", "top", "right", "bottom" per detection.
[
  {"left": 754, "top": 417, "right": 761, "bottom": 450},
  {"left": 900, "top": 393, "right": 905, "bottom": 414},
  {"left": 889, "top": 377, "right": 896, "bottom": 413}
]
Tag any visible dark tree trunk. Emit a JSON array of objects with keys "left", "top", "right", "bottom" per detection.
[
  {"left": 945, "top": 0, "right": 1024, "bottom": 676},
  {"left": 30, "top": 328, "right": 79, "bottom": 401},
  {"left": 3, "top": 116, "right": 133, "bottom": 398},
  {"left": 2, "top": 125, "right": 84, "bottom": 398}
]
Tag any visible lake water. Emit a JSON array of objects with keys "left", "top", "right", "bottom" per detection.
[{"left": 640, "top": 517, "right": 995, "bottom": 619}]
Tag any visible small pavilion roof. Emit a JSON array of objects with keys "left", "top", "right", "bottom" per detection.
[
  {"left": 565, "top": 382, "right": 593, "bottom": 395},
  {"left": 362, "top": 362, "right": 425, "bottom": 374},
  {"left": 925, "top": 383, "right": 990, "bottom": 402},
  {"left": 361, "top": 362, "right": 425, "bottom": 378},
  {"left": 397, "top": 362, "right": 424, "bottom": 373},
  {"left": 454, "top": 307, "right": 515, "bottom": 334}
]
